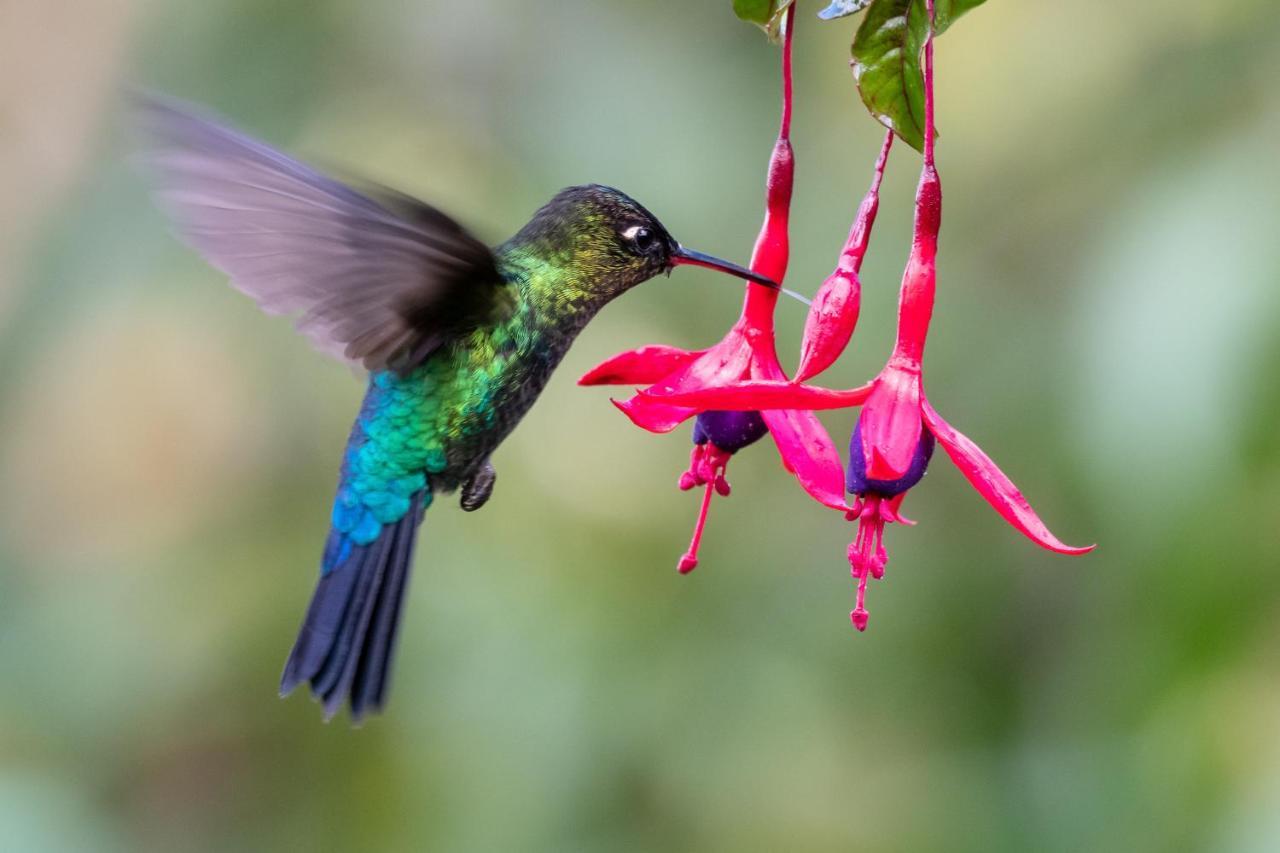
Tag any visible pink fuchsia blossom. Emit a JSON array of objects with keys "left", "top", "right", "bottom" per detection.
[
  {"left": 580, "top": 6, "right": 851, "bottom": 571},
  {"left": 646, "top": 1, "right": 1093, "bottom": 629}
]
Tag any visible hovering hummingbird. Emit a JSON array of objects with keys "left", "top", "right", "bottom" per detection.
[{"left": 138, "top": 96, "right": 776, "bottom": 721}]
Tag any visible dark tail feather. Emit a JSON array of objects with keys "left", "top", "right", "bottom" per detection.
[
  {"left": 280, "top": 491, "right": 427, "bottom": 722},
  {"left": 349, "top": 499, "right": 422, "bottom": 717}
]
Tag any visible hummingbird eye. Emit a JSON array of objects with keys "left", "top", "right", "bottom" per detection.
[{"left": 621, "top": 224, "right": 659, "bottom": 256}]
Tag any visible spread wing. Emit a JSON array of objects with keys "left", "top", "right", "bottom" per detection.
[{"left": 137, "top": 95, "right": 504, "bottom": 372}]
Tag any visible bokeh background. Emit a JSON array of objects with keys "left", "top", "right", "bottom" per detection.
[{"left": 2, "top": 1, "right": 1279, "bottom": 850}]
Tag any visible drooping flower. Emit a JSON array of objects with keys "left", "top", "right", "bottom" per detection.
[
  {"left": 580, "top": 6, "right": 853, "bottom": 571},
  {"left": 645, "top": 2, "right": 1093, "bottom": 629}
]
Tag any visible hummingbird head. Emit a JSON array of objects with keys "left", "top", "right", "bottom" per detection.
[{"left": 514, "top": 185, "right": 775, "bottom": 303}]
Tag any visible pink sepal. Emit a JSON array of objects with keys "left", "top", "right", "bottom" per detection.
[
  {"left": 612, "top": 397, "right": 694, "bottom": 434},
  {"left": 647, "top": 335, "right": 753, "bottom": 397},
  {"left": 578, "top": 345, "right": 702, "bottom": 386},
  {"left": 645, "top": 379, "right": 874, "bottom": 412},
  {"left": 920, "top": 397, "right": 1095, "bottom": 556},
  {"left": 859, "top": 364, "right": 924, "bottom": 481}
]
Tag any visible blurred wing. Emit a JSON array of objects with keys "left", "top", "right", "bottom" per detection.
[{"left": 137, "top": 95, "right": 503, "bottom": 372}]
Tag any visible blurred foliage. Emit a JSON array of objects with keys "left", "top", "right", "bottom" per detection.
[{"left": 1, "top": 1, "right": 1279, "bottom": 851}]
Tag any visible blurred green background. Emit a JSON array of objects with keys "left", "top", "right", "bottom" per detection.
[{"left": 2, "top": 1, "right": 1279, "bottom": 851}]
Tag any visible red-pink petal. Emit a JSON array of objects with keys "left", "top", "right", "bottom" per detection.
[
  {"left": 794, "top": 270, "right": 860, "bottom": 382},
  {"left": 859, "top": 365, "right": 924, "bottom": 481},
  {"left": 578, "top": 345, "right": 702, "bottom": 386},
  {"left": 920, "top": 397, "right": 1095, "bottom": 556},
  {"left": 761, "top": 408, "right": 847, "bottom": 510},
  {"left": 612, "top": 396, "right": 695, "bottom": 434},
  {"left": 645, "top": 380, "right": 873, "bottom": 412}
]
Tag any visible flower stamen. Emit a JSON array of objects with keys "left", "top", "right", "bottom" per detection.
[
  {"left": 846, "top": 493, "right": 893, "bottom": 631},
  {"left": 677, "top": 442, "right": 735, "bottom": 573}
]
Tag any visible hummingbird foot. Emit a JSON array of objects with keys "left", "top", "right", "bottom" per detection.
[{"left": 460, "top": 460, "right": 496, "bottom": 511}]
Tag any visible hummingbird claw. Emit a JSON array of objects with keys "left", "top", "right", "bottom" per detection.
[{"left": 460, "top": 460, "right": 496, "bottom": 511}]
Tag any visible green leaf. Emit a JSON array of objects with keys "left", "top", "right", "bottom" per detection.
[
  {"left": 932, "top": 0, "right": 989, "bottom": 33},
  {"left": 733, "top": 0, "right": 776, "bottom": 25},
  {"left": 851, "top": 0, "right": 987, "bottom": 152},
  {"left": 732, "top": 0, "right": 795, "bottom": 39},
  {"left": 817, "top": 0, "right": 873, "bottom": 21}
]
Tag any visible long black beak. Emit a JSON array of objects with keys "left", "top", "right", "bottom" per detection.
[{"left": 671, "top": 245, "right": 779, "bottom": 290}]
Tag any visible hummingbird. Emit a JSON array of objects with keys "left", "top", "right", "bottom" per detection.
[{"left": 137, "top": 96, "right": 776, "bottom": 721}]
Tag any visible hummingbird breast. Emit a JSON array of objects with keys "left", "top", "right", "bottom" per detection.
[
  {"left": 352, "top": 307, "right": 573, "bottom": 495},
  {"left": 346, "top": 239, "right": 621, "bottom": 500}
]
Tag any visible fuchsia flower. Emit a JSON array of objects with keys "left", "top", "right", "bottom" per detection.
[
  {"left": 580, "top": 7, "right": 852, "bottom": 571},
  {"left": 646, "top": 2, "right": 1093, "bottom": 630}
]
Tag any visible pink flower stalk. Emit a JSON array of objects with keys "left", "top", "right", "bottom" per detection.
[
  {"left": 645, "top": 0, "right": 1093, "bottom": 629},
  {"left": 580, "top": 5, "right": 852, "bottom": 572}
]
